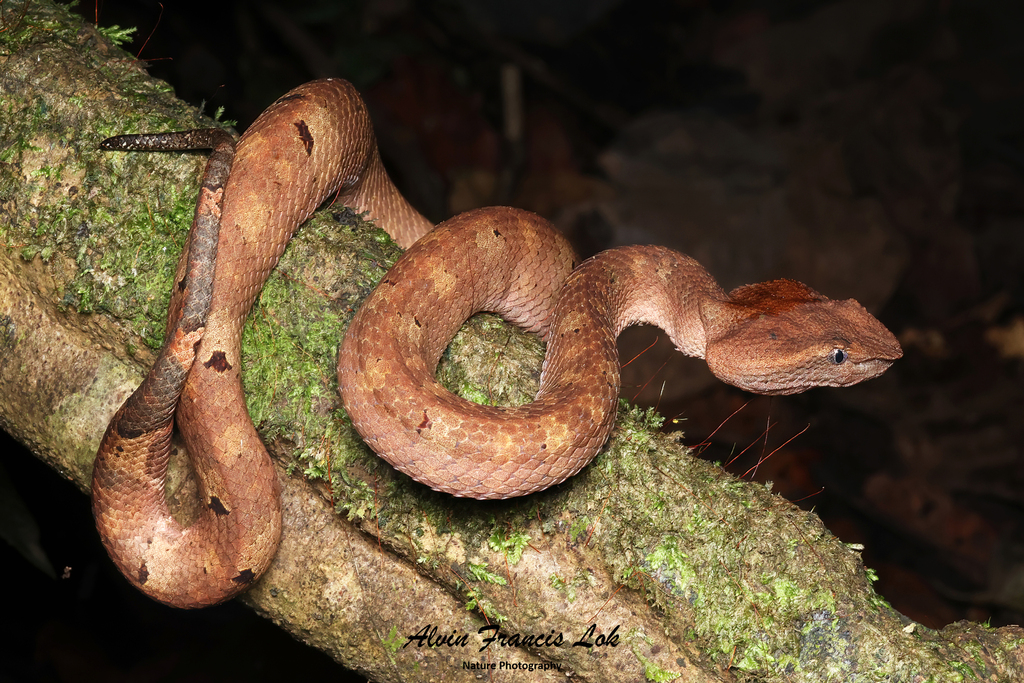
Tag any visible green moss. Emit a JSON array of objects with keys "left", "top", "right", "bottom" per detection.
[
  {"left": 945, "top": 661, "right": 973, "bottom": 679},
  {"left": 0, "top": 0, "right": 217, "bottom": 349},
  {"left": 549, "top": 574, "right": 570, "bottom": 599},
  {"left": 644, "top": 535, "right": 698, "bottom": 602},
  {"left": 234, "top": 210, "right": 403, "bottom": 521},
  {"left": 0, "top": 0, "right": 69, "bottom": 54},
  {"left": 548, "top": 569, "right": 594, "bottom": 603},
  {"left": 487, "top": 529, "right": 530, "bottom": 565},
  {"left": 466, "top": 562, "right": 507, "bottom": 586},
  {"left": 634, "top": 650, "right": 681, "bottom": 682},
  {"left": 569, "top": 515, "right": 592, "bottom": 543},
  {"left": 436, "top": 313, "right": 543, "bottom": 407},
  {"left": 96, "top": 25, "right": 137, "bottom": 47},
  {"left": 381, "top": 625, "right": 404, "bottom": 656},
  {"left": 465, "top": 588, "right": 507, "bottom": 625}
]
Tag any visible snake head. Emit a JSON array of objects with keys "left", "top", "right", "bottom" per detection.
[{"left": 701, "top": 279, "right": 903, "bottom": 396}]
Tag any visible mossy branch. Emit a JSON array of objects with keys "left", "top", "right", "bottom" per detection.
[{"left": 1, "top": 2, "right": 1022, "bottom": 681}]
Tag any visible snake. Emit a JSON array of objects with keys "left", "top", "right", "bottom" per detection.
[{"left": 92, "top": 78, "right": 903, "bottom": 608}]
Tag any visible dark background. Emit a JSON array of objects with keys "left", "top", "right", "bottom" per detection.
[{"left": 3, "top": 0, "right": 1023, "bottom": 680}]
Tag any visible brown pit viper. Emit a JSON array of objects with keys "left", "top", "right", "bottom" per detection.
[{"left": 92, "top": 78, "right": 903, "bottom": 608}]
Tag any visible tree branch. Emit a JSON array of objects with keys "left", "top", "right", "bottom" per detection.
[{"left": 1, "top": 2, "right": 1021, "bottom": 681}]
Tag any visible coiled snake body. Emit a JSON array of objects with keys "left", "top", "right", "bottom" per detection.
[{"left": 93, "top": 79, "right": 902, "bottom": 608}]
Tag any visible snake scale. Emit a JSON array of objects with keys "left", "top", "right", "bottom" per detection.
[{"left": 92, "top": 78, "right": 902, "bottom": 608}]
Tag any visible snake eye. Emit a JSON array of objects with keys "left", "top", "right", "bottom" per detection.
[{"left": 829, "top": 348, "right": 848, "bottom": 365}]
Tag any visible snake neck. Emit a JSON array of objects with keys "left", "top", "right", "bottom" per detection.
[
  {"left": 536, "top": 245, "right": 727, "bottom": 401},
  {"left": 554, "top": 244, "right": 727, "bottom": 356}
]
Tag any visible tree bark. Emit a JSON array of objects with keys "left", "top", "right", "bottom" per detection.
[{"left": 1, "top": 2, "right": 1022, "bottom": 681}]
